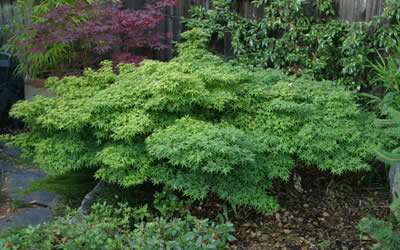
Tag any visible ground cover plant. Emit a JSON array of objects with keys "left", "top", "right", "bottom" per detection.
[
  {"left": 5, "top": 29, "right": 386, "bottom": 213},
  {"left": 359, "top": 192, "right": 400, "bottom": 250},
  {"left": 0, "top": 190, "right": 235, "bottom": 249},
  {"left": 184, "top": 0, "right": 400, "bottom": 91}
]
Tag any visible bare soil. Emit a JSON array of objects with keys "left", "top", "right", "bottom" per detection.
[{"left": 190, "top": 165, "right": 396, "bottom": 250}]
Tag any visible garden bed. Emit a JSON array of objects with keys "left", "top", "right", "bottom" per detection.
[
  {"left": 0, "top": 143, "right": 395, "bottom": 249},
  {"left": 189, "top": 166, "right": 393, "bottom": 249}
]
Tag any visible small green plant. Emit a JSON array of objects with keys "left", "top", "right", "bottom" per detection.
[
  {"left": 7, "top": 29, "right": 385, "bottom": 213},
  {"left": 317, "top": 241, "right": 331, "bottom": 249},
  {"left": 359, "top": 108, "right": 400, "bottom": 250},
  {"left": 359, "top": 198, "right": 400, "bottom": 250},
  {"left": 371, "top": 45, "right": 400, "bottom": 93},
  {"left": 0, "top": 192, "right": 235, "bottom": 249},
  {"left": 19, "top": 168, "right": 97, "bottom": 208},
  {"left": 366, "top": 36, "right": 400, "bottom": 112},
  {"left": 374, "top": 108, "right": 400, "bottom": 164}
]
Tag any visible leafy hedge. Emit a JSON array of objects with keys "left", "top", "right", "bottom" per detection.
[
  {"left": 8, "top": 29, "right": 383, "bottom": 212},
  {"left": 184, "top": 0, "right": 400, "bottom": 91}
]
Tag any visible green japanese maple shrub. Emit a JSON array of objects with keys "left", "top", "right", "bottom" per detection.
[{"left": 8, "top": 29, "right": 383, "bottom": 213}]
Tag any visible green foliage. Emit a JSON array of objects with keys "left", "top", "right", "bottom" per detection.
[
  {"left": 365, "top": 35, "right": 400, "bottom": 112},
  {"left": 0, "top": 0, "right": 89, "bottom": 77},
  {"left": 374, "top": 108, "right": 400, "bottom": 164},
  {"left": 359, "top": 197, "right": 400, "bottom": 250},
  {"left": 0, "top": 192, "right": 235, "bottom": 249},
  {"left": 8, "top": 29, "right": 383, "bottom": 213},
  {"left": 359, "top": 107, "right": 400, "bottom": 250},
  {"left": 371, "top": 43, "right": 400, "bottom": 93},
  {"left": 20, "top": 168, "right": 97, "bottom": 207},
  {"left": 184, "top": 0, "right": 400, "bottom": 91}
]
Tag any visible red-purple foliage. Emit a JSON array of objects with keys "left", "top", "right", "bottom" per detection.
[{"left": 28, "top": 0, "right": 179, "bottom": 75}]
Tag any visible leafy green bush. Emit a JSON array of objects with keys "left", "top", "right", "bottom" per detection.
[
  {"left": 184, "top": 0, "right": 400, "bottom": 91},
  {"left": 8, "top": 29, "right": 383, "bottom": 213},
  {"left": 374, "top": 108, "right": 400, "bottom": 163},
  {"left": 0, "top": 190, "right": 235, "bottom": 249},
  {"left": 365, "top": 36, "right": 400, "bottom": 113},
  {"left": 358, "top": 108, "right": 400, "bottom": 250}
]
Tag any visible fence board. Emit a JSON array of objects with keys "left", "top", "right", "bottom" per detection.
[
  {"left": 0, "top": 0, "right": 33, "bottom": 47},
  {"left": 336, "top": 0, "right": 385, "bottom": 22},
  {"left": 0, "top": 0, "right": 388, "bottom": 57},
  {"left": 123, "top": 0, "right": 387, "bottom": 60}
]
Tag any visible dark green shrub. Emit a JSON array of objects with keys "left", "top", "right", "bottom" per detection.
[
  {"left": 7, "top": 29, "right": 383, "bottom": 213},
  {"left": 358, "top": 108, "right": 400, "bottom": 250},
  {"left": 0, "top": 191, "right": 235, "bottom": 249},
  {"left": 184, "top": 0, "right": 400, "bottom": 91}
]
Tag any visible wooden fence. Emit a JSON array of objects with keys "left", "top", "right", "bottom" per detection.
[
  {"left": 0, "top": 0, "right": 14, "bottom": 46},
  {"left": 125, "top": 0, "right": 387, "bottom": 60},
  {"left": 0, "top": 0, "right": 387, "bottom": 59},
  {"left": 0, "top": 0, "right": 32, "bottom": 47}
]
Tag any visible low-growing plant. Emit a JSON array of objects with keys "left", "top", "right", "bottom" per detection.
[
  {"left": 7, "top": 29, "right": 386, "bottom": 213},
  {"left": 359, "top": 197, "right": 400, "bottom": 250},
  {"left": 19, "top": 168, "right": 97, "bottom": 209},
  {"left": 358, "top": 108, "right": 400, "bottom": 250},
  {"left": 0, "top": 192, "right": 235, "bottom": 249}
]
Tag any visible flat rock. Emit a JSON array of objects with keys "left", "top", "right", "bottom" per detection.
[
  {"left": 3, "top": 146, "right": 20, "bottom": 156},
  {"left": 0, "top": 162, "right": 13, "bottom": 172},
  {"left": 5, "top": 170, "right": 57, "bottom": 206},
  {"left": 0, "top": 142, "right": 20, "bottom": 156},
  {"left": 6, "top": 170, "right": 46, "bottom": 191},
  {"left": 19, "top": 190, "right": 57, "bottom": 207},
  {"left": 0, "top": 208, "right": 52, "bottom": 233}
]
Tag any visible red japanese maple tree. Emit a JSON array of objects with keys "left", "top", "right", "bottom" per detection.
[{"left": 28, "top": 0, "right": 179, "bottom": 75}]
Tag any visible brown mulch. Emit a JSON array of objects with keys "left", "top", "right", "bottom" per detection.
[{"left": 189, "top": 165, "right": 394, "bottom": 250}]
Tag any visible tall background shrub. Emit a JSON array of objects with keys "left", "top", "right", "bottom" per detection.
[{"left": 184, "top": 0, "right": 400, "bottom": 91}]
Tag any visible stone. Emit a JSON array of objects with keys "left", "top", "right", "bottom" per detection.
[
  {"left": 0, "top": 208, "right": 52, "bottom": 233},
  {"left": 49, "top": 195, "right": 68, "bottom": 216},
  {"left": 3, "top": 146, "right": 20, "bottom": 156},
  {"left": 0, "top": 162, "right": 13, "bottom": 172},
  {"left": 6, "top": 170, "right": 46, "bottom": 191},
  {"left": 389, "top": 164, "right": 400, "bottom": 201},
  {"left": 20, "top": 190, "right": 58, "bottom": 207},
  {"left": 5, "top": 170, "right": 57, "bottom": 207}
]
